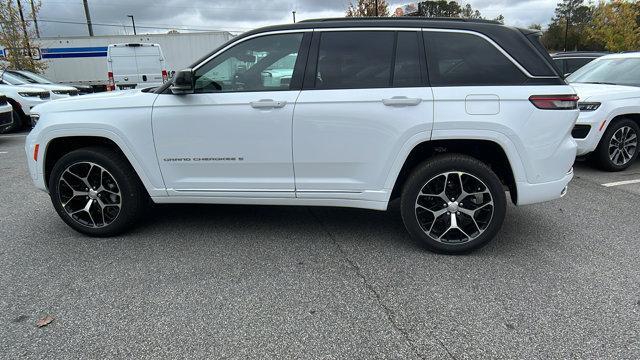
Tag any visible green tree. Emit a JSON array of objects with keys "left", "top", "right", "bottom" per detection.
[
  {"left": 588, "top": 0, "right": 640, "bottom": 52},
  {"left": 417, "top": 1, "right": 462, "bottom": 17},
  {"left": 346, "top": 0, "right": 390, "bottom": 17},
  {"left": 0, "top": 0, "right": 46, "bottom": 73},
  {"left": 413, "top": 1, "right": 503, "bottom": 22},
  {"left": 461, "top": 4, "right": 482, "bottom": 19},
  {"left": 542, "top": 0, "right": 595, "bottom": 51}
]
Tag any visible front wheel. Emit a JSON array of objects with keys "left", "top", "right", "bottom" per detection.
[
  {"left": 593, "top": 118, "right": 639, "bottom": 171},
  {"left": 48, "top": 147, "right": 146, "bottom": 236},
  {"left": 400, "top": 154, "right": 507, "bottom": 254}
]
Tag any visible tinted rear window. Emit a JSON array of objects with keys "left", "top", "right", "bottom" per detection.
[
  {"left": 565, "top": 58, "right": 594, "bottom": 74},
  {"left": 424, "top": 32, "right": 527, "bottom": 86},
  {"left": 316, "top": 31, "right": 395, "bottom": 89}
]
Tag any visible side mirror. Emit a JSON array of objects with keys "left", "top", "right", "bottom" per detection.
[{"left": 170, "top": 69, "right": 194, "bottom": 95}]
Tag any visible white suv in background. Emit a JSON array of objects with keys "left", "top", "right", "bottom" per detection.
[
  {"left": 26, "top": 19, "right": 578, "bottom": 253},
  {"left": 1, "top": 71, "right": 78, "bottom": 100},
  {"left": 0, "top": 81, "right": 50, "bottom": 131},
  {"left": 567, "top": 53, "right": 640, "bottom": 171}
]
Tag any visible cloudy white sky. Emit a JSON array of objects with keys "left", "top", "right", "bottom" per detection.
[{"left": 35, "top": 0, "right": 561, "bottom": 37}]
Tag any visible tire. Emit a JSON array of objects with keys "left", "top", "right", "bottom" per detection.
[
  {"left": 593, "top": 118, "right": 639, "bottom": 171},
  {"left": 48, "top": 147, "right": 146, "bottom": 236},
  {"left": 400, "top": 154, "right": 507, "bottom": 254}
]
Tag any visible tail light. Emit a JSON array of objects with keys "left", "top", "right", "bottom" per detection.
[
  {"left": 529, "top": 95, "right": 579, "bottom": 110},
  {"left": 162, "top": 69, "right": 168, "bottom": 83},
  {"left": 107, "top": 71, "right": 115, "bottom": 91}
]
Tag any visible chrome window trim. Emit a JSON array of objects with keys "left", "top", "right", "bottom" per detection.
[
  {"left": 422, "top": 28, "right": 556, "bottom": 79},
  {"left": 193, "top": 26, "right": 557, "bottom": 80},
  {"left": 192, "top": 29, "right": 312, "bottom": 72}
]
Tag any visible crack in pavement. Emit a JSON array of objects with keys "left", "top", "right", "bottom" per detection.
[{"left": 308, "top": 208, "right": 457, "bottom": 360}]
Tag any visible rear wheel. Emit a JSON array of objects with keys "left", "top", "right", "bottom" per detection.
[
  {"left": 400, "top": 154, "right": 507, "bottom": 254},
  {"left": 594, "top": 118, "right": 639, "bottom": 171},
  {"left": 49, "top": 147, "right": 146, "bottom": 236}
]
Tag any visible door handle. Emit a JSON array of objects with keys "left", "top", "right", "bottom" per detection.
[
  {"left": 382, "top": 97, "right": 422, "bottom": 107},
  {"left": 250, "top": 99, "right": 287, "bottom": 109}
]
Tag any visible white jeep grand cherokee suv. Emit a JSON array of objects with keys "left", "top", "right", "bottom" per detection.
[
  {"left": 567, "top": 52, "right": 640, "bottom": 171},
  {"left": 26, "top": 19, "right": 578, "bottom": 253}
]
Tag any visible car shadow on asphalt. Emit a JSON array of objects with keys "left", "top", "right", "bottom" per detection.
[{"left": 127, "top": 200, "right": 557, "bottom": 257}]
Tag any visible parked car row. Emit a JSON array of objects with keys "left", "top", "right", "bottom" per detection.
[
  {"left": 0, "top": 70, "right": 90, "bottom": 133},
  {"left": 549, "top": 51, "right": 640, "bottom": 171}
]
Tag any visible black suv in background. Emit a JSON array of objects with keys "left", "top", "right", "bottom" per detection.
[{"left": 551, "top": 51, "right": 610, "bottom": 77}]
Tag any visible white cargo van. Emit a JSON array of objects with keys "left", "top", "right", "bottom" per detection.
[{"left": 107, "top": 43, "right": 168, "bottom": 90}]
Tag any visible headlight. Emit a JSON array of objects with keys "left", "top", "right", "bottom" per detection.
[
  {"left": 30, "top": 113, "right": 40, "bottom": 125},
  {"left": 18, "top": 92, "right": 39, "bottom": 98},
  {"left": 578, "top": 102, "right": 601, "bottom": 111}
]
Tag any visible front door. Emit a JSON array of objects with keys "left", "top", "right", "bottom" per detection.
[{"left": 152, "top": 32, "right": 307, "bottom": 198}]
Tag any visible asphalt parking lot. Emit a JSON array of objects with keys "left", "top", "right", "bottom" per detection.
[{"left": 1, "top": 132, "right": 639, "bottom": 359}]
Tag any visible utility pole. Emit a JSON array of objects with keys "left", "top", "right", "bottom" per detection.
[
  {"left": 375, "top": 0, "right": 378, "bottom": 16},
  {"left": 292, "top": 11, "right": 296, "bottom": 23},
  {"left": 83, "top": 0, "right": 94, "bottom": 36},
  {"left": 29, "top": 0, "right": 40, "bottom": 38},
  {"left": 16, "top": 0, "right": 33, "bottom": 60},
  {"left": 127, "top": 15, "right": 137, "bottom": 35},
  {"left": 563, "top": 3, "right": 572, "bottom": 51}
]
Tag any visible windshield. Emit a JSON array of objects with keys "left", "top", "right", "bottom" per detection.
[
  {"left": 567, "top": 58, "right": 640, "bottom": 87},
  {"left": 0, "top": 72, "right": 28, "bottom": 85},
  {"left": 17, "top": 71, "right": 53, "bottom": 84}
]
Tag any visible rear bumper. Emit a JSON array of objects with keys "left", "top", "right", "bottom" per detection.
[{"left": 516, "top": 168, "right": 574, "bottom": 205}]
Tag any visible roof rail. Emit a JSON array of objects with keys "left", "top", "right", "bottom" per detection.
[{"left": 299, "top": 17, "right": 502, "bottom": 25}]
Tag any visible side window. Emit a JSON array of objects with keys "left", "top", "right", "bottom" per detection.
[
  {"left": 565, "top": 58, "right": 593, "bottom": 74},
  {"left": 315, "top": 31, "right": 395, "bottom": 89},
  {"left": 424, "top": 32, "right": 527, "bottom": 86},
  {"left": 553, "top": 58, "right": 566, "bottom": 75},
  {"left": 393, "top": 32, "right": 422, "bottom": 87},
  {"left": 193, "top": 33, "right": 303, "bottom": 93}
]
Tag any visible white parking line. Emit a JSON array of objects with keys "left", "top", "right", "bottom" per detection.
[
  {"left": 0, "top": 151, "right": 7, "bottom": 154},
  {"left": 602, "top": 179, "right": 640, "bottom": 187}
]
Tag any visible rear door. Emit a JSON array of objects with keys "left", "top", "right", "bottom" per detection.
[
  {"left": 133, "top": 45, "right": 165, "bottom": 87},
  {"left": 109, "top": 45, "right": 139, "bottom": 88},
  {"left": 293, "top": 30, "right": 433, "bottom": 200}
]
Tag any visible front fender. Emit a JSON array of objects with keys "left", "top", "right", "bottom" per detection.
[{"left": 29, "top": 111, "right": 167, "bottom": 197}]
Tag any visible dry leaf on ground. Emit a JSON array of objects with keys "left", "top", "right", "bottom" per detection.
[{"left": 36, "top": 315, "right": 54, "bottom": 328}]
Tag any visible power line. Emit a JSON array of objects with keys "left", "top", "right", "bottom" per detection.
[{"left": 2, "top": 18, "right": 234, "bottom": 32}]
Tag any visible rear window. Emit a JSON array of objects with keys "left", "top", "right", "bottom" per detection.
[
  {"left": 314, "top": 31, "right": 423, "bottom": 90},
  {"left": 424, "top": 32, "right": 527, "bottom": 86},
  {"left": 565, "top": 58, "right": 594, "bottom": 74},
  {"left": 316, "top": 31, "right": 395, "bottom": 89},
  {"left": 553, "top": 59, "right": 565, "bottom": 74}
]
